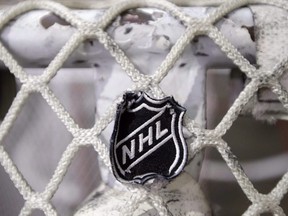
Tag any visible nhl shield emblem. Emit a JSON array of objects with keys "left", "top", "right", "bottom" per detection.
[{"left": 110, "top": 92, "right": 187, "bottom": 184}]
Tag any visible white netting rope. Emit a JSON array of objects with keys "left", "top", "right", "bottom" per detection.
[{"left": 0, "top": 0, "right": 288, "bottom": 215}]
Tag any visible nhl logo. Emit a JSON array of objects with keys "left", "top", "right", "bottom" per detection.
[{"left": 110, "top": 92, "right": 187, "bottom": 184}]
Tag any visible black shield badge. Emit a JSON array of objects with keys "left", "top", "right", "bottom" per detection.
[{"left": 110, "top": 92, "right": 187, "bottom": 184}]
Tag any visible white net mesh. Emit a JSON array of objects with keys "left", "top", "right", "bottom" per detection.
[{"left": 1, "top": 0, "right": 288, "bottom": 215}]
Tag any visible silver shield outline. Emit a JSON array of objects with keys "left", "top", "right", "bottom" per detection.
[{"left": 110, "top": 92, "right": 187, "bottom": 184}]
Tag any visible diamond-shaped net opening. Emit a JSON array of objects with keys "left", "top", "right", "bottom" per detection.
[
  {"left": 0, "top": 10, "right": 76, "bottom": 73},
  {"left": 48, "top": 68, "right": 97, "bottom": 129},
  {"left": 1, "top": 0, "right": 288, "bottom": 216},
  {"left": 51, "top": 145, "right": 101, "bottom": 216},
  {"left": 201, "top": 114, "right": 287, "bottom": 215},
  {"left": 213, "top": 9, "right": 256, "bottom": 65},
  {"left": 206, "top": 68, "right": 246, "bottom": 129},
  {"left": 111, "top": 8, "right": 187, "bottom": 76},
  {"left": 200, "top": 147, "right": 251, "bottom": 216},
  {"left": 2, "top": 92, "right": 73, "bottom": 192}
]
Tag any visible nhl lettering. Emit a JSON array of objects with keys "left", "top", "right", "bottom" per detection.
[{"left": 121, "top": 120, "right": 168, "bottom": 166}]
